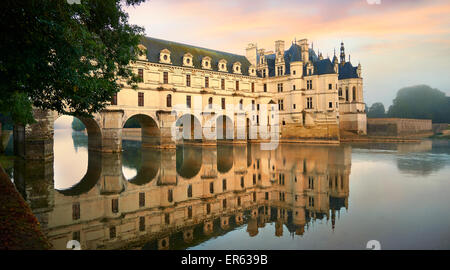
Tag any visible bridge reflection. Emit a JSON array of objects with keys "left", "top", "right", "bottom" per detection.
[{"left": 13, "top": 143, "right": 353, "bottom": 250}]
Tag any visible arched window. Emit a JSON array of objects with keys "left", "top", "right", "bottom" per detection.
[
  {"left": 239, "top": 99, "right": 243, "bottom": 110},
  {"left": 345, "top": 87, "right": 349, "bottom": 102},
  {"left": 208, "top": 97, "right": 213, "bottom": 109},
  {"left": 166, "top": 94, "right": 172, "bottom": 107},
  {"left": 352, "top": 86, "right": 356, "bottom": 101}
]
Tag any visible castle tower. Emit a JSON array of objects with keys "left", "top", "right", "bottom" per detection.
[
  {"left": 246, "top": 43, "right": 258, "bottom": 67},
  {"left": 340, "top": 42, "right": 346, "bottom": 65}
]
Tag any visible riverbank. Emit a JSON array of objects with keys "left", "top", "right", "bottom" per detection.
[{"left": 0, "top": 165, "right": 51, "bottom": 250}]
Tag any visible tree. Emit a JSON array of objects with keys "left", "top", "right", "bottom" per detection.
[
  {"left": 387, "top": 85, "right": 450, "bottom": 123},
  {"left": 0, "top": 0, "right": 146, "bottom": 125},
  {"left": 71, "top": 117, "right": 86, "bottom": 131},
  {"left": 367, "top": 102, "right": 386, "bottom": 118}
]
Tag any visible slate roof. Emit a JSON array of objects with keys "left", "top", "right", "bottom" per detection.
[
  {"left": 338, "top": 62, "right": 359, "bottom": 80},
  {"left": 140, "top": 36, "right": 253, "bottom": 76}
]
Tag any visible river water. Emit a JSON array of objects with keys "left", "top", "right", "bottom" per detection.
[{"left": 2, "top": 129, "right": 450, "bottom": 250}]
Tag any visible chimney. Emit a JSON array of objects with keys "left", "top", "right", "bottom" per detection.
[
  {"left": 246, "top": 43, "right": 258, "bottom": 67},
  {"left": 275, "top": 40, "right": 285, "bottom": 54}
]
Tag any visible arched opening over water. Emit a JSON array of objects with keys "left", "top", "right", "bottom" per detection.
[
  {"left": 217, "top": 144, "right": 233, "bottom": 173},
  {"left": 123, "top": 114, "right": 160, "bottom": 148},
  {"left": 175, "top": 114, "right": 202, "bottom": 143},
  {"left": 53, "top": 115, "right": 102, "bottom": 191},
  {"left": 216, "top": 115, "right": 234, "bottom": 141},
  {"left": 122, "top": 147, "right": 161, "bottom": 186},
  {"left": 176, "top": 145, "right": 202, "bottom": 179}
]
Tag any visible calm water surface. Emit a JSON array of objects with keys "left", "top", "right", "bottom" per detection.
[{"left": 4, "top": 130, "right": 450, "bottom": 250}]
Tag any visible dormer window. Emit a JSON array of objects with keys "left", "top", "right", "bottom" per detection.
[
  {"left": 183, "top": 53, "right": 193, "bottom": 67},
  {"left": 137, "top": 44, "right": 147, "bottom": 61},
  {"left": 233, "top": 62, "right": 242, "bottom": 74},
  {"left": 218, "top": 59, "right": 227, "bottom": 72},
  {"left": 160, "top": 49, "right": 171, "bottom": 64},
  {"left": 249, "top": 65, "right": 256, "bottom": 76},
  {"left": 202, "top": 56, "right": 212, "bottom": 69}
]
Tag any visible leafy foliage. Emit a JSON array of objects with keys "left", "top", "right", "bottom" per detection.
[
  {"left": 0, "top": 0, "right": 146, "bottom": 125},
  {"left": 387, "top": 85, "right": 450, "bottom": 123},
  {"left": 367, "top": 102, "right": 386, "bottom": 118}
]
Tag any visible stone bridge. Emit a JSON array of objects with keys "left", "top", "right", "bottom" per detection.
[{"left": 14, "top": 104, "right": 278, "bottom": 160}]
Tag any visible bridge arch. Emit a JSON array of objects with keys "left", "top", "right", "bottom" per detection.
[
  {"left": 175, "top": 114, "right": 203, "bottom": 143},
  {"left": 176, "top": 145, "right": 202, "bottom": 179},
  {"left": 54, "top": 114, "right": 102, "bottom": 151},
  {"left": 122, "top": 113, "right": 161, "bottom": 148},
  {"left": 122, "top": 148, "right": 161, "bottom": 186},
  {"left": 216, "top": 115, "right": 234, "bottom": 141}
]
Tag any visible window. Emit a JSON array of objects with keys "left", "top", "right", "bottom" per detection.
[
  {"left": 345, "top": 87, "right": 349, "bottom": 102},
  {"left": 163, "top": 71, "right": 168, "bottom": 84},
  {"left": 210, "top": 182, "right": 214, "bottom": 194},
  {"left": 253, "top": 192, "right": 257, "bottom": 202},
  {"left": 188, "top": 206, "right": 192, "bottom": 219},
  {"left": 263, "top": 83, "right": 267, "bottom": 92},
  {"left": 221, "top": 98, "right": 226, "bottom": 109},
  {"left": 165, "top": 213, "right": 170, "bottom": 224},
  {"left": 293, "top": 85, "right": 296, "bottom": 90},
  {"left": 293, "top": 70, "right": 296, "bottom": 75},
  {"left": 139, "top": 192, "right": 145, "bottom": 207},
  {"left": 239, "top": 99, "right": 243, "bottom": 110},
  {"left": 338, "top": 88, "right": 342, "bottom": 96},
  {"left": 205, "top": 77, "right": 209, "bottom": 88},
  {"left": 277, "top": 66, "right": 284, "bottom": 76},
  {"left": 168, "top": 189, "right": 173, "bottom": 202},
  {"left": 187, "top": 184, "right": 192, "bottom": 198},
  {"left": 236, "top": 80, "right": 239, "bottom": 91},
  {"left": 138, "top": 68, "right": 143, "bottom": 81},
  {"left": 309, "top": 196, "right": 315, "bottom": 207},
  {"left": 237, "top": 197, "right": 241, "bottom": 206},
  {"left": 257, "top": 104, "right": 260, "bottom": 111},
  {"left": 222, "top": 179, "right": 227, "bottom": 191},
  {"left": 73, "top": 231, "right": 80, "bottom": 242},
  {"left": 353, "top": 86, "right": 356, "bottom": 101},
  {"left": 223, "top": 199, "right": 227, "bottom": 209},
  {"left": 186, "top": 74, "right": 191, "bottom": 87},
  {"left": 240, "top": 177, "right": 244, "bottom": 188},
  {"left": 262, "top": 69, "right": 266, "bottom": 78},
  {"left": 308, "top": 176, "right": 314, "bottom": 189},
  {"left": 328, "top": 83, "right": 332, "bottom": 90},
  {"left": 111, "top": 94, "right": 117, "bottom": 105},
  {"left": 72, "top": 203, "right": 80, "bottom": 220},
  {"left": 139, "top": 216, "right": 145, "bottom": 231},
  {"left": 186, "top": 95, "right": 191, "bottom": 108},
  {"left": 208, "top": 97, "right": 213, "bottom": 109},
  {"left": 110, "top": 226, "right": 116, "bottom": 239},
  {"left": 112, "top": 199, "right": 119, "bottom": 213},
  {"left": 307, "top": 97, "right": 313, "bottom": 109},
  {"left": 293, "top": 104, "right": 296, "bottom": 109},
  {"left": 206, "top": 203, "right": 211, "bottom": 214},
  {"left": 329, "top": 102, "right": 333, "bottom": 108},
  {"left": 251, "top": 82, "right": 255, "bottom": 92},
  {"left": 166, "top": 94, "right": 172, "bottom": 107},
  {"left": 252, "top": 100, "right": 255, "bottom": 111},
  {"left": 278, "top": 99, "right": 284, "bottom": 111},
  {"left": 138, "top": 92, "right": 144, "bottom": 106},
  {"left": 221, "top": 78, "right": 225, "bottom": 90},
  {"left": 307, "top": 80, "right": 313, "bottom": 90},
  {"left": 277, "top": 83, "right": 283, "bottom": 92}
]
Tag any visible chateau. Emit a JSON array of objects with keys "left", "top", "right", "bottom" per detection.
[
  {"left": 115, "top": 36, "right": 367, "bottom": 143},
  {"left": 14, "top": 36, "right": 367, "bottom": 160}
]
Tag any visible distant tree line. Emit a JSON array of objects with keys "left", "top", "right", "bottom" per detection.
[
  {"left": 367, "top": 85, "right": 450, "bottom": 123},
  {"left": 71, "top": 118, "right": 86, "bottom": 132}
]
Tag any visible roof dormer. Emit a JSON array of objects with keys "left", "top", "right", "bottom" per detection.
[
  {"left": 202, "top": 56, "right": 212, "bottom": 70},
  {"left": 137, "top": 44, "right": 147, "bottom": 61},
  {"left": 233, "top": 62, "right": 242, "bottom": 74},
  {"left": 248, "top": 65, "right": 256, "bottom": 76},
  {"left": 218, "top": 59, "right": 228, "bottom": 72},
  {"left": 183, "top": 53, "right": 193, "bottom": 67},
  {"left": 159, "top": 48, "right": 171, "bottom": 64}
]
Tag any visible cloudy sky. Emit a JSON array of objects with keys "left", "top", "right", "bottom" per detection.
[{"left": 124, "top": 0, "right": 450, "bottom": 107}]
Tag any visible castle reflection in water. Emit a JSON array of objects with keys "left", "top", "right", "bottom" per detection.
[{"left": 13, "top": 142, "right": 352, "bottom": 250}]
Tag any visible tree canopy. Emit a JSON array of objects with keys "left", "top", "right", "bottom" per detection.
[
  {"left": 387, "top": 85, "right": 450, "bottom": 123},
  {"left": 367, "top": 102, "right": 386, "bottom": 118},
  {"left": 0, "top": 0, "right": 146, "bottom": 125}
]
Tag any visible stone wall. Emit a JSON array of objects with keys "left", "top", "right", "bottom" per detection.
[
  {"left": 367, "top": 118, "right": 432, "bottom": 136},
  {"left": 281, "top": 123, "right": 340, "bottom": 141}
]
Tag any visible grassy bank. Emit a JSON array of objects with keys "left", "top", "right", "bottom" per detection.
[{"left": 0, "top": 165, "right": 51, "bottom": 250}]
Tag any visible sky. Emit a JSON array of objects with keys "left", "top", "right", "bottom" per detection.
[{"left": 124, "top": 0, "right": 450, "bottom": 107}]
